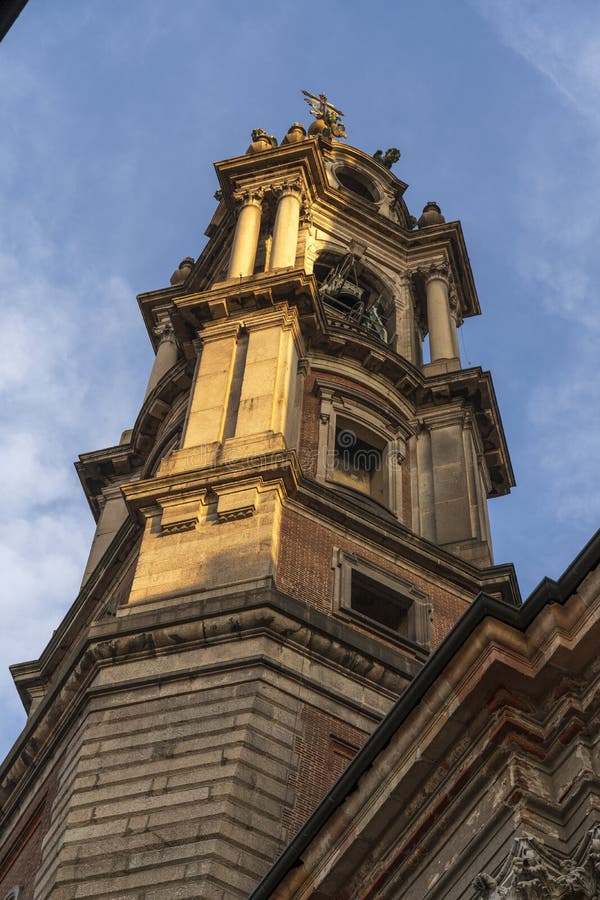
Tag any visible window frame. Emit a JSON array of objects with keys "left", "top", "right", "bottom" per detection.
[
  {"left": 332, "top": 547, "right": 431, "bottom": 654},
  {"left": 315, "top": 382, "right": 408, "bottom": 518}
]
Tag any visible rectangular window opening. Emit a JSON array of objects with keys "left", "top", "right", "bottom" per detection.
[
  {"left": 350, "top": 569, "right": 410, "bottom": 635},
  {"left": 333, "top": 422, "right": 385, "bottom": 503}
]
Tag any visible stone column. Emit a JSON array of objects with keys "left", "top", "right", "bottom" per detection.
[
  {"left": 269, "top": 180, "right": 302, "bottom": 270},
  {"left": 144, "top": 318, "right": 179, "bottom": 400},
  {"left": 81, "top": 485, "right": 129, "bottom": 586},
  {"left": 425, "top": 266, "right": 456, "bottom": 362},
  {"left": 227, "top": 189, "right": 263, "bottom": 279},
  {"left": 449, "top": 281, "right": 462, "bottom": 361}
]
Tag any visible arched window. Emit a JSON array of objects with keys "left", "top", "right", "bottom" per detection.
[
  {"left": 333, "top": 417, "right": 386, "bottom": 506},
  {"left": 335, "top": 166, "right": 379, "bottom": 203},
  {"left": 315, "top": 381, "right": 409, "bottom": 521}
]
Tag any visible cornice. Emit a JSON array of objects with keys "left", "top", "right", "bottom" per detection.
[
  {"left": 121, "top": 448, "right": 302, "bottom": 517},
  {"left": 293, "top": 477, "right": 520, "bottom": 605},
  {"left": 0, "top": 583, "right": 412, "bottom": 833},
  {"left": 172, "top": 267, "right": 320, "bottom": 328},
  {"left": 214, "top": 138, "right": 329, "bottom": 209}
]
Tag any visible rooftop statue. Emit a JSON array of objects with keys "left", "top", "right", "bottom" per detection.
[
  {"left": 302, "top": 89, "right": 347, "bottom": 139},
  {"left": 373, "top": 147, "right": 401, "bottom": 169}
]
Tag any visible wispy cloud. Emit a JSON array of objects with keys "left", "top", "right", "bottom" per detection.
[
  {"left": 0, "top": 50, "right": 146, "bottom": 756},
  {"left": 0, "top": 214, "right": 140, "bottom": 756},
  {"left": 474, "top": 0, "right": 600, "bottom": 127}
]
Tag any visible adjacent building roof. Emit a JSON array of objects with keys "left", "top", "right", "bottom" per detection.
[
  {"left": 0, "top": 0, "right": 28, "bottom": 42},
  {"left": 249, "top": 526, "right": 600, "bottom": 899}
]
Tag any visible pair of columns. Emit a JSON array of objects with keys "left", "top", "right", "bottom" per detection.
[
  {"left": 227, "top": 181, "right": 303, "bottom": 280},
  {"left": 423, "top": 266, "right": 460, "bottom": 363}
]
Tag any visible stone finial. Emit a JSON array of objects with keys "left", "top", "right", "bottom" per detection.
[
  {"left": 417, "top": 201, "right": 446, "bottom": 229},
  {"left": 283, "top": 122, "right": 307, "bottom": 144},
  {"left": 247, "top": 128, "right": 278, "bottom": 154},
  {"left": 170, "top": 257, "right": 194, "bottom": 286},
  {"left": 373, "top": 148, "right": 401, "bottom": 169}
]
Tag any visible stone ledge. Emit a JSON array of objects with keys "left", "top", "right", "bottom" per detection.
[{"left": 0, "top": 584, "right": 413, "bottom": 829}]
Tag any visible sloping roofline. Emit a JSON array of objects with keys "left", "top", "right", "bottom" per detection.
[{"left": 0, "top": 0, "right": 28, "bottom": 41}]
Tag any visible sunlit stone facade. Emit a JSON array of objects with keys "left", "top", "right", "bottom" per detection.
[{"left": 2, "top": 99, "right": 593, "bottom": 900}]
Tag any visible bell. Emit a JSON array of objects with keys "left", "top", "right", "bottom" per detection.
[{"left": 337, "top": 280, "right": 364, "bottom": 307}]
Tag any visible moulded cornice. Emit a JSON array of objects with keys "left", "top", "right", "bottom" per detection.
[
  {"left": 173, "top": 267, "right": 321, "bottom": 328},
  {"left": 321, "top": 139, "right": 409, "bottom": 198},
  {"left": 0, "top": 582, "right": 412, "bottom": 831},
  {"left": 120, "top": 449, "right": 302, "bottom": 519},
  {"left": 294, "top": 479, "right": 520, "bottom": 606},
  {"left": 312, "top": 375, "right": 413, "bottom": 436},
  {"left": 215, "top": 138, "right": 328, "bottom": 208}
]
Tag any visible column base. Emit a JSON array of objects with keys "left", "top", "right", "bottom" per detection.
[
  {"left": 423, "top": 357, "right": 461, "bottom": 376},
  {"left": 441, "top": 538, "right": 492, "bottom": 568}
]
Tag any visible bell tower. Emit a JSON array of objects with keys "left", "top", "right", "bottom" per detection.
[{"left": 0, "top": 94, "right": 517, "bottom": 900}]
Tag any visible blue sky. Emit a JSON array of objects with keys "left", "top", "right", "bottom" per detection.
[{"left": 1, "top": 0, "right": 599, "bottom": 756}]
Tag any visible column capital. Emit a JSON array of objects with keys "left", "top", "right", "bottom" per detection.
[
  {"left": 271, "top": 175, "right": 304, "bottom": 200},
  {"left": 153, "top": 317, "right": 177, "bottom": 345},
  {"left": 421, "top": 261, "right": 450, "bottom": 287},
  {"left": 232, "top": 186, "right": 265, "bottom": 208}
]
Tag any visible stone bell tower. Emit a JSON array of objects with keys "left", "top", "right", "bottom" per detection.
[{"left": 0, "top": 93, "right": 517, "bottom": 900}]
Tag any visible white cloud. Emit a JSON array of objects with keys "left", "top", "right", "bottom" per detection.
[
  {"left": 0, "top": 139, "right": 144, "bottom": 761},
  {"left": 474, "top": 0, "right": 600, "bottom": 127},
  {"left": 0, "top": 219, "right": 142, "bottom": 757}
]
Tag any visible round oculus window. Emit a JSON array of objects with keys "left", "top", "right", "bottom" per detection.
[{"left": 335, "top": 167, "right": 378, "bottom": 202}]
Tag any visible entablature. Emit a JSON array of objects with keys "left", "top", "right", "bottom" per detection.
[{"left": 169, "top": 267, "right": 512, "bottom": 498}]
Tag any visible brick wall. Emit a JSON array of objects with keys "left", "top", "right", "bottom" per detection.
[
  {"left": 0, "top": 764, "right": 59, "bottom": 900},
  {"left": 282, "top": 704, "right": 367, "bottom": 841},
  {"left": 277, "top": 505, "right": 469, "bottom": 651}
]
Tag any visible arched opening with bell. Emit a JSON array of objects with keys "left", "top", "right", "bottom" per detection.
[{"left": 314, "top": 248, "right": 392, "bottom": 345}]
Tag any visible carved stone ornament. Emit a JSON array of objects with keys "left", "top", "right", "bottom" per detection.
[
  {"left": 448, "top": 281, "right": 464, "bottom": 325},
  {"left": 247, "top": 128, "right": 277, "bottom": 153},
  {"left": 232, "top": 186, "right": 265, "bottom": 209},
  {"left": 169, "top": 256, "right": 194, "bottom": 286},
  {"left": 153, "top": 318, "right": 176, "bottom": 344},
  {"left": 419, "top": 260, "right": 450, "bottom": 287},
  {"left": 473, "top": 828, "right": 600, "bottom": 899},
  {"left": 270, "top": 176, "right": 303, "bottom": 200},
  {"left": 373, "top": 147, "right": 401, "bottom": 169}
]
